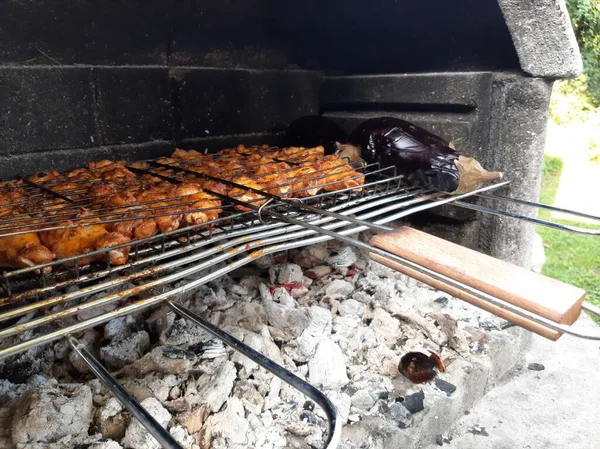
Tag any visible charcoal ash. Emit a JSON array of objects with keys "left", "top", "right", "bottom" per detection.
[{"left": 0, "top": 238, "right": 517, "bottom": 449}]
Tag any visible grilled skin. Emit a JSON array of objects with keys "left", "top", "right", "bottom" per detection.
[
  {"left": 310, "top": 155, "right": 365, "bottom": 192},
  {"left": 39, "top": 212, "right": 131, "bottom": 266},
  {"left": 1, "top": 142, "right": 365, "bottom": 269},
  {"left": 0, "top": 185, "right": 56, "bottom": 269}
]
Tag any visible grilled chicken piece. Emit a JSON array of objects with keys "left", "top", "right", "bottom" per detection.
[
  {"left": 100, "top": 166, "right": 136, "bottom": 182},
  {"left": 105, "top": 190, "right": 139, "bottom": 208},
  {"left": 228, "top": 176, "right": 268, "bottom": 211},
  {"left": 95, "top": 231, "right": 131, "bottom": 265},
  {"left": 201, "top": 159, "right": 245, "bottom": 175},
  {"left": 89, "top": 160, "right": 127, "bottom": 172},
  {"left": 112, "top": 210, "right": 158, "bottom": 240},
  {"left": 201, "top": 180, "right": 229, "bottom": 196},
  {"left": 0, "top": 208, "right": 56, "bottom": 270},
  {"left": 311, "top": 155, "right": 365, "bottom": 192},
  {"left": 0, "top": 231, "right": 56, "bottom": 269},
  {"left": 169, "top": 183, "right": 222, "bottom": 226},
  {"left": 136, "top": 185, "right": 181, "bottom": 234},
  {"left": 88, "top": 183, "right": 118, "bottom": 199},
  {"left": 245, "top": 153, "right": 276, "bottom": 165},
  {"left": 39, "top": 211, "right": 130, "bottom": 266},
  {"left": 66, "top": 168, "right": 96, "bottom": 181},
  {"left": 88, "top": 160, "right": 136, "bottom": 182},
  {"left": 287, "top": 165, "right": 320, "bottom": 197},
  {"left": 172, "top": 148, "right": 204, "bottom": 161},
  {"left": 128, "top": 161, "right": 150, "bottom": 170},
  {"left": 156, "top": 157, "right": 180, "bottom": 166},
  {"left": 274, "top": 146, "right": 325, "bottom": 163},
  {"left": 252, "top": 162, "right": 292, "bottom": 196},
  {"left": 29, "top": 171, "right": 61, "bottom": 184}
]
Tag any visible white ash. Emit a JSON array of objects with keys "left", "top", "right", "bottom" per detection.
[
  {"left": 101, "top": 330, "right": 150, "bottom": 370},
  {"left": 0, "top": 238, "right": 517, "bottom": 449},
  {"left": 327, "top": 246, "right": 357, "bottom": 268},
  {"left": 122, "top": 397, "right": 171, "bottom": 449},
  {"left": 11, "top": 383, "right": 93, "bottom": 445},
  {"left": 269, "top": 263, "right": 304, "bottom": 285}
]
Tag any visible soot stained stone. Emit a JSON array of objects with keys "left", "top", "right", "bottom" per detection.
[
  {"left": 171, "top": 68, "right": 319, "bottom": 139},
  {"left": 0, "top": 67, "right": 98, "bottom": 155},
  {"left": 94, "top": 68, "right": 174, "bottom": 145},
  {"left": 0, "top": 1, "right": 169, "bottom": 65}
]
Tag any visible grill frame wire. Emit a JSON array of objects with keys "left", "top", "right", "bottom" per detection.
[
  {"left": 1, "top": 148, "right": 599, "bottom": 449},
  {"left": 0, "top": 185, "right": 493, "bottom": 449},
  {"left": 0, "top": 160, "right": 419, "bottom": 449}
]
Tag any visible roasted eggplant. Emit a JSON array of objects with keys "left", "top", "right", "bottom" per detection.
[{"left": 347, "top": 117, "right": 502, "bottom": 194}]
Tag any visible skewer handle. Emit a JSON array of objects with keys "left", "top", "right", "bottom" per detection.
[{"left": 369, "top": 227, "right": 587, "bottom": 341}]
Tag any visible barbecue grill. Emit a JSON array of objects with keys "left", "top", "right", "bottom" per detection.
[{"left": 1, "top": 1, "right": 598, "bottom": 448}]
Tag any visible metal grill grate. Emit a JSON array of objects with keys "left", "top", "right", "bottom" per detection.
[{"left": 1, "top": 145, "right": 598, "bottom": 449}]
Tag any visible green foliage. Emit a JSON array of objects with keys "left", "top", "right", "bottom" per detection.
[
  {"left": 537, "top": 155, "right": 600, "bottom": 313},
  {"left": 564, "top": 0, "right": 600, "bottom": 105}
]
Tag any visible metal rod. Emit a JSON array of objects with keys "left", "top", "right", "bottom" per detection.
[
  {"left": 281, "top": 180, "right": 511, "bottom": 233},
  {"left": 168, "top": 302, "right": 342, "bottom": 449},
  {"left": 453, "top": 201, "right": 600, "bottom": 236},
  {"left": 478, "top": 192, "right": 600, "bottom": 222},
  {"left": 23, "top": 177, "right": 75, "bottom": 203},
  {"left": 5, "top": 197, "right": 600, "bottom": 363},
  {"left": 67, "top": 335, "right": 183, "bottom": 449},
  {"left": 0, "top": 191, "right": 419, "bottom": 331},
  {"left": 259, "top": 207, "right": 600, "bottom": 341}
]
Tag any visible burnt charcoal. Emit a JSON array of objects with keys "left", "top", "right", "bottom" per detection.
[
  {"left": 299, "top": 410, "right": 318, "bottom": 424},
  {"left": 188, "top": 339, "right": 227, "bottom": 359},
  {"left": 527, "top": 363, "right": 545, "bottom": 371},
  {"left": 303, "top": 400, "right": 315, "bottom": 411},
  {"left": 386, "top": 402, "right": 413, "bottom": 429},
  {"left": 399, "top": 390, "right": 425, "bottom": 414},
  {"left": 435, "top": 378, "right": 457, "bottom": 396}
]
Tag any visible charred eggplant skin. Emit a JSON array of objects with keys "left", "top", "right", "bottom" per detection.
[
  {"left": 284, "top": 115, "right": 350, "bottom": 155},
  {"left": 351, "top": 117, "right": 461, "bottom": 192}
]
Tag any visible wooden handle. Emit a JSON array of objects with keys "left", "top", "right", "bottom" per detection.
[
  {"left": 369, "top": 227, "right": 587, "bottom": 341},
  {"left": 370, "top": 253, "right": 561, "bottom": 340}
]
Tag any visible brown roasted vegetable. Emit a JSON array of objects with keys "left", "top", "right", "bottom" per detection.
[
  {"left": 348, "top": 117, "right": 502, "bottom": 194},
  {"left": 398, "top": 351, "right": 446, "bottom": 383}
]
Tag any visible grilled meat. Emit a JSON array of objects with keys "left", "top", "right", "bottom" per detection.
[
  {"left": 0, "top": 231, "right": 56, "bottom": 269},
  {"left": 1, "top": 138, "right": 366, "bottom": 271},
  {"left": 311, "top": 155, "right": 364, "bottom": 192},
  {"left": 228, "top": 176, "right": 268, "bottom": 211},
  {"left": 39, "top": 211, "right": 131, "bottom": 266}
]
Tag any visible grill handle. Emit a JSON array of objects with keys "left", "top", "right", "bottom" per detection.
[{"left": 369, "top": 227, "right": 587, "bottom": 341}]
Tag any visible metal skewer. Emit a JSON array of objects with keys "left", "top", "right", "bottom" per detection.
[
  {"left": 454, "top": 197, "right": 600, "bottom": 236},
  {"left": 67, "top": 335, "right": 183, "bottom": 449},
  {"left": 168, "top": 302, "right": 342, "bottom": 449}
]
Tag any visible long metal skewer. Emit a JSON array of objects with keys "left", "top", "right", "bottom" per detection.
[
  {"left": 168, "top": 302, "right": 341, "bottom": 449},
  {"left": 4, "top": 193, "right": 600, "bottom": 363},
  {"left": 453, "top": 200, "right": 600, "bottom": 235},
  {"left": 67, "top": 335, "right": 183, "bottom": 449},
  {"left": 478, "top": 192, "right": 600, "bottom": 221}
]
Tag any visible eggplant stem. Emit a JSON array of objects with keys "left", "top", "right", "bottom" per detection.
[{"left": 453, "top": 155, "right": 503, "bottom": 195}]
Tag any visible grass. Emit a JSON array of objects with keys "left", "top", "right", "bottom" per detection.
[{"left": 536, "top": 155, "right": 600, "bottom": 314}]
